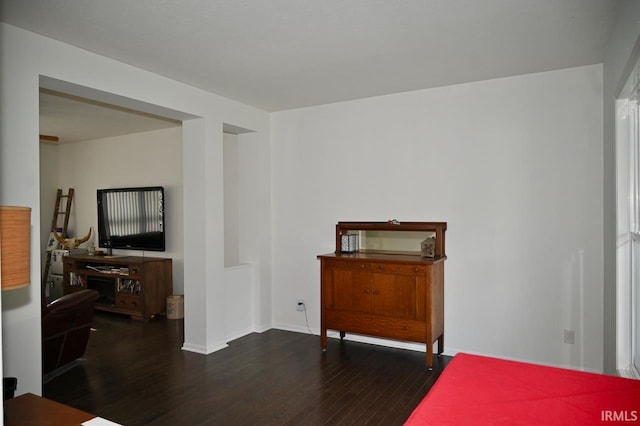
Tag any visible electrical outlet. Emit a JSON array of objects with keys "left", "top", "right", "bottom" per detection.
[
  {"left": 564, "top": 329, "right": 575, "bottom": 344},
  {"left": 297, "top": 299, "right": 305, "bottom": 312}
]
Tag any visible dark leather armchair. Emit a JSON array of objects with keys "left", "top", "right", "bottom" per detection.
[{"left": 42, "top": 289, "right": 99, "bottom": 374}]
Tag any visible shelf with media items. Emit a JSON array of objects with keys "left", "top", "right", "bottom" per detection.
[{"left": 63, "top": 253, "right": 173, "bottom": 320}]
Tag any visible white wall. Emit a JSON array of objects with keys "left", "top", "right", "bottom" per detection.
[
  {"left": 237, "top": 131, "right": 273, "bottom": 331},
  {"left": 224, "top": 264, "right": 253, "bottom": 340},
  {"left": 271, "top": 65, "right": 604, "bottom": 372},
  {"left": 0, "top": 23, "right": 271, "bottom": 396},
  {"left": 46, "top": 127, "right": 184, "bottom": 293},
  {"left": 224, "top": 132, "right": 240, "bottom": 267},
  {"left": 602, "top": 0, "right": 640, "bottom": 375}
]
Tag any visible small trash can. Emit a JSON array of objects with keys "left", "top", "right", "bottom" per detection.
[{"left": 166, "top": 295, "right": 184, "bottom": 319}]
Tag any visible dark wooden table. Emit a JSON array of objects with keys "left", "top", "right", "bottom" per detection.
[{"left": 4, "top": 393, "right": 95, "bottom": 426}]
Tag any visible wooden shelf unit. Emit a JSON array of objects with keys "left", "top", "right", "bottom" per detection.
[
  {"left": 318, "top": 221, "right": 447, "bottom": 368},
  {"left": 63, "top": 253, "right": 173, "bottom": 320}
]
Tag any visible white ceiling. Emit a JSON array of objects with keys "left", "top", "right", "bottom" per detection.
[
  {"left": 39, "top": 90, "right": 181, "bottom": 143},
  {"left": 1, "top": 0, "right": 620, "bottom": 141}
]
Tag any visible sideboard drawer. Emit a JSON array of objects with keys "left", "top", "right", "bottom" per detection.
[
  {"left": 324, "top": 259, "right": 371, "bottom": 271},
  {"left": 371, "top": 262, "right": 426, "bottom": 275},
  {"left": 116, "top": 294, "right": 141, "bottom": 312}
]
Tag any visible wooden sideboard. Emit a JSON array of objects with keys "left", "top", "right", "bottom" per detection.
[
  {"left": 318, "top": 221, "right": 447, "bottom": 368},
  {"left": 63, "top": 253, "right": 172, "bottom": 320}
]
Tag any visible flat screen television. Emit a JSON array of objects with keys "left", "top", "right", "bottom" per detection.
[{"left": 97, "top": 186, "right": 165, "bottom": 252}]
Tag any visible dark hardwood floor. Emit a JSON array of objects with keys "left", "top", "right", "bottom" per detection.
[{"left": 44, "top": 312, "right": 451, "bottom": 425}]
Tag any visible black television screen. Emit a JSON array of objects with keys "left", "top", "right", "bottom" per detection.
[{"left": 97, "top": 186, "right": 165, "bottom": 252}]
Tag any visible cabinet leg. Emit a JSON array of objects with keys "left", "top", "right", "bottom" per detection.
[
  {"left": 426, "top": 346, "right": 433, "bottom": 370},
  {"left": 437, "top": 334, "right": 444, "bottom": 356},
  {"left": 321, "top": 328, "right": 327, "bottom": 350},
  {"left": 339, "top": 331, "right": 345, "bottom": 340}
]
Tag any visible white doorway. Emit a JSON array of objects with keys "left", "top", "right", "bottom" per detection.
[{"left": 616, "top": 59, "right": 640, "bottom": 378}]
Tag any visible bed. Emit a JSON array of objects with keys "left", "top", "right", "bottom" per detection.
[{"left": 405, "top": 353, "right": 640, "bottom": 425}]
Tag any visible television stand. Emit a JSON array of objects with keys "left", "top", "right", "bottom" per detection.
[{"left": 62, "top": 253, "right": 173, "bottom": 320}]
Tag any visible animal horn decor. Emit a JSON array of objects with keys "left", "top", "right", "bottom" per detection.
[{"left": 53, "top": 227, "right": 92, "bottom": 250}]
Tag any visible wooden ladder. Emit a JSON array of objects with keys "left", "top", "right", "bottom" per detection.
[{"left": 41, "top": 188, "right": 74, "bottom": 290}]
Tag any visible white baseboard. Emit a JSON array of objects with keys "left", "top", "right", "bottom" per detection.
[
  {"left": 182, "top": 341, "right": 228, "bottom": 354},
  {"left": 618, "top": 367, "right": 640, "bottom": 379}
]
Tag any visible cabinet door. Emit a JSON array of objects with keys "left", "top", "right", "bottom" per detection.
[
  {"left": 371, "top": 263, "right": 426, "bottom": 320},
  {"left": 324, "top": 261, "right": 371, "bottom": 313}
]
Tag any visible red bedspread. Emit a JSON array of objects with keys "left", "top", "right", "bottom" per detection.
[{"left": 405, "top": 353, "right": 640, "bottom": 425}]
